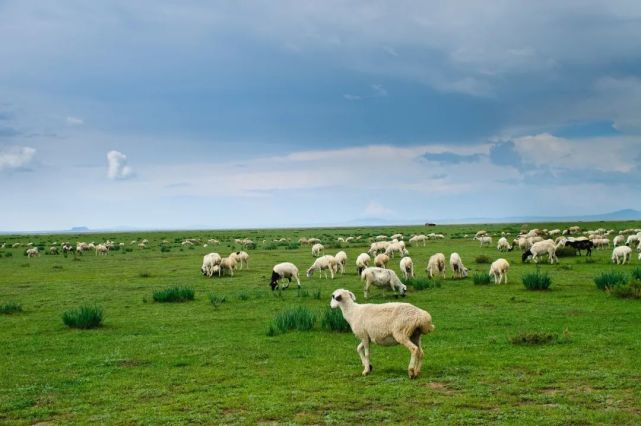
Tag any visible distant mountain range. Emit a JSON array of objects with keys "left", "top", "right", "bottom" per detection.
[{"left": 2, "top": 209, "right": 641, "bottom": 235}]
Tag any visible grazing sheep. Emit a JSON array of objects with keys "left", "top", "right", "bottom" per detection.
[
  {"left": 612, "top": 246, "right": 632, "bottom": 264},
  {"left": 138, "top": 243, "right": 146, "bottom": 249},
  {"left": 449, "top": 253, "right": 468, "bottom": 279},
  {"left": 306, "top": 255, "right": 338, "bottom": 279},
  {"left": 330, "top": 288, "right": 434, "bottom": 378},
  {"left": 390, "top": 233, "right": 403, "bottom": 240},
  {"left": 496, "top": 237, "right": 512, "bottom": 252},
  {"left": 307, "top": 238, "right": 321, "bottom": 245},
  {"left": 298, "top": 238, "right": 309, "bottom": 245},
  {"left": 95, "top": 244, "right": 109, "bottom": 256},
  {"left": 230, "top": 251, "right": 249, "bottom": 270},
  {"left": 311, "top": 243, "right": 324, "bottom": 257},
  {"left": 374, "top": 253, "right": 390, "bottom": 269},
  {"left": 375, "top": 235, "right": 388, "bottom": 241},
  {"left": 399, "top": 256, "right": 414, "bottom": 280},
  {"left": 26, "top": 247, "right": 39, "bottom": 257},
  {"left": 564, "top": 239, "right": 594, "bottom": 256},
  {"left": 522, "top": 239, "right": 563, "bottom": 264},
  {"left": 385, "top": 241, "right": 408, "bottom": 258},
  {"left": 270, "top": 262, "right": 301, "bottom": 290},
  {"left": 476, "top": 236, "right": 492, "bottom": 247},
  {"left": 409, "top": 235, "right": 428, "bottom": 247},
  {"left": 613, "top": 235, "right": 625, "bottom": 247},
  {"left": 218, "top": 256, "right": 237, "bottom": 277},
  {"left": 368, "top": 241, "right": 391, "bottom": 256},
  {"left": 201, "top": 253, "right": 222, "bottom": 277},
  {"left": 426, "top": 253, "right": 446, "bottom": 279},
  {"left": 360, "top": 267, "right": 407, "bottom": 299},
  {"left": 49, "top": 246, "right": 59, "bottom": 255},
  {"left": 356, "top": 253, "right": 371, "bottom": 275},
  {"left": 489, "top": 258, "right": 510, "bottom": 284},
  {"left": 335, "top": 251, "right": 348, "bottom": 274},
  {"left": 12, "top": 243, "right": 21, "bottom": 248},
  {"left": 625, "top": 235, "right": 639, "bottom": 248}
]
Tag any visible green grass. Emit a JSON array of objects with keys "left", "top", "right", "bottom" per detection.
[
  {"left": 0, "top": 302, "right": 22, "bottom": 314},
  {"left": 522, "top": 269, "right": 552, "bottom": 290},
  {"left": 404, "top": 277, "right": 441, "bottom": 290},
  {"left": 2, "top": 222, "right": 641, "bottom": 424},
  {"left": 473, "top": 272, "right": 491, "bottom": 285},
  {"left": 509, "top": 331, "right": 559, "bottom": 345},
  {"left": 62, "top": 305, "right": 103, "bottom": 329},
  {"left": 594, "top": 271, "right": 628, "bottom": 291},
  {"left": 208, "top": 293, "right": 226, "bottom": 308},
  {"left": 320, "top": 307, "right": 351, "bottom": 332},
  {"left": 631, "top": 266, "right": 641, "bottom": 281},
  {"left": 152, "top": 286, "right": 195, "bottom": 303},
  {"left": 474, "top": 254, "right": 492, "bottom": 264},
  {"left": 269, "top": 306, "right": 316, "bottom": 335}
]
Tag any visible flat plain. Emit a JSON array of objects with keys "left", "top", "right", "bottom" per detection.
[{"left": 1, "top": 222, "right": 640, "bottom": 425}]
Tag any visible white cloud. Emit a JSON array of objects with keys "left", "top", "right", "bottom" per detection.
[
  {"left": 106, "top": 150, "right": 133, "bottom": 180},
  {"left": 65, "top": 116, "right": 84, "bottom": 126},
  {"left": 0, "top": 146, "right": 36, "bottom": 171},
  {"left": 363, "top": 201, "right": 395, "bottom": 218}
]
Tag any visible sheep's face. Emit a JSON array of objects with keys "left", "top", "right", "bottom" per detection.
[
  {"left": 330, "top": 289, "right": 355, "bottom": 308},
  {"left": 398, "top": 283, "right": 407, "bottom": 297},
  {"left": 461, "top": 268, "right": 469, "bottom": 278},
  {"left": 306, "top": 268, "right": 314, "bottom": 278}
]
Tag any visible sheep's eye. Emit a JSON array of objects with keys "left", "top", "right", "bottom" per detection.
[{"left": 334, "top": 294, "right": 342, "bottom": 301}]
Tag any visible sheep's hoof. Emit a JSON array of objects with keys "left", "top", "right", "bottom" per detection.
[
  {"left": 369, "top": 364, "right": 373, "bottom": 372},
  {"left": 408, "top": 368, "right": 417, "bottom": 379}
]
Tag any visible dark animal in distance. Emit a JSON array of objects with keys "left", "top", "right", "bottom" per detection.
[{"left": 565, "top": 240, "right": 594, "bottom": 256}]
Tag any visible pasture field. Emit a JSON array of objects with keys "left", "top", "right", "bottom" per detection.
[{"left": 1, "top": 222, "right": 641, "bottom": 425}]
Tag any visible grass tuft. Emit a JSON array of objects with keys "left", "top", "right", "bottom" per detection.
[
  {"left": 208, "top": 293, "right": 227, "bottom": 308},
  {"left": 0, "top": 302, "right": 22, "bottom": 315},
  {"left": 152, "top": 286, "right": 195, "bottom": 303},
  {"left": 138, "top": 271, "right": 152, "bottom": 278},
  {"left": 631, "top": 266, "right": 641, "bottom": 282},
  {"left": 510, "top": 331, "right": 559, "bottom": 345},
  {"left": 594, "top": 271, "right": 627, "bottom": 291},
  {"left": 404, "top": 277, "right": 441, "bottom": 290},
  {"left": 268, "top": 306, "right": 316, "bottom": 335},
  {"left": 473, "top": 273, "right": 491, "bottom": 285},
  {"left": 62, "top": 305, "right": 103, "bottom": 329},
  {"left": 237, "top": 292, "right": 250, "bottom": 301},
  {"left": 475, "top": 255, "right": 491, "bottom": 264},
  {"left": 320, "top": 308, "right": 351, "bottom": 332},
  {"left": 522, "top": 269, "right": 552, "bottom": 290},
  {"left": 610, "top": 282, "right": 641, "bottom": 299}
]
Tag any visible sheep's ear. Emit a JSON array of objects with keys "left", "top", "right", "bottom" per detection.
[{"left": 349, "top": 291, "right": 356, "bottom": 301}]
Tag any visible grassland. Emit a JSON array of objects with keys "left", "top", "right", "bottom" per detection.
[{"left": 1, "top": 222, "right": 641, "bottom": 424}]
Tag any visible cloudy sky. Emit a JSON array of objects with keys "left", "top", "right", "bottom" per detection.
[{"left": 2, "top": 1, "right": 641, "bottom": 231}]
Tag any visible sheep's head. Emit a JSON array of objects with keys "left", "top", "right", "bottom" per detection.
[
  {"left": 398, "top": 282, "right": 407, "bottom": 297},
  {"left": 330, "top": 289, "right": 355, "bottom": 308},
  {"left": 306, "top": 267, "right": 314, "bottom": 278},
  {"left": 461, "top": 267, "right": 469, "bottom": 278},
  {"left": 521, "top": 250, "right": 532, "bottom": 263}
]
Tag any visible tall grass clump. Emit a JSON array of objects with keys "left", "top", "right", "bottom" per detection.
[
  {"left": 268, "top": 306, "right": 315, "bottom": 335},
  {"left": 510, "top": 331, "right": 559, "bottom": 345},
  {"left": 0, "top": 302, "right": 22, "bottom": 315},
  {"left": 475, "top": 255, "right": 491, "bottom": 264},
  {"left": 208, "top": 293, "right": 226, "bottom": 308},
  {"left": 594, "top": 271, "right": 627, "bottom": 291},
  {"left": 62, "top": 305, "right": 103, "bottom": 329},
  {"left": 522, "top": 269, "right": 552, "bottom": 290},
  {"left": 404, "top": 277, "right": 441, "bottom": 290},
  {"left": 152, "top": 286, "right": 195, "bottom": 303},
  {"left": 473, "top": 273, "right": 491, "bottom": 285},
  {"left": 320, "top": 308, "right": 351, "bottom": 332},
  {"left": 631, "top": 266, "right": 641, "bottom": 282},
  {"left": 610, "top": 282, "right": 641, "bottom": 299}
]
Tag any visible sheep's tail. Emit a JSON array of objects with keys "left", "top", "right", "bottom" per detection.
[{"left": 419, "top": 313, "right": 435, "bottom": 334}]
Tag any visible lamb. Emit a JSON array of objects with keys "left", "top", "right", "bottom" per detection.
[
  {"left": 306, "top": 255, "right": 338, "bottom": 279},
  {"left": 409, "top": 235, "right": 428, "bottom": 247},
  {"left": 611, "top": 246, "right": 632, "bottom": 264},
  {"left": 522, "top": 239, "right": 563, "bottom": 264},
  {"left": 230, "top": 251, "right": 249, "bottom": 270},
  {"left": 449, "top": 253, "right": 468, "bottom": 279},
  {"left": 360, "top": 267, "right": 407, "bottom": 299},
  {"left": 201, "top": 253, "right": 222, "bottom": 277},
  {"left": 356, "top": 253, "right": 371, "bottom": 275},
  {"left": 399, "top": 256, "right": 414, "bottom": 279},
  {"left": 217, "top": 256, "right": 237, "bottom": 277},
  {"left": 374, "top": 253, "right": 390, "bottom": 268},
  {"left": 476, "top": 236, "right": 492, "bottom": 247},
  {"left": 330, "top": 288, "right": 434, "bottom": 379},
  {"left": 311, "top": 243, "right": 324, "bottom": 257},
  {"left": 334, "top": 251, "right": 348, "bottom": 274},
  {"left": 625, "top": 235, "right": 639, "bottom": 247},
  {"left": 426, "top": 253, "right": 446, "bottom": 278},
  {"left": 270, "top": 262, "right": 301, "bottom": 290},
  {"left": 26, "top": 247, "right": 39, "bottom": 257},
  {"left": 489, "top": 258, "right": 510, "bottom": 284},
  {"left": 95, "top": 244, "right": 109, "bottom": 255},
  {"left": 496, "top": 237, "right": 512, "bottom": 252}
]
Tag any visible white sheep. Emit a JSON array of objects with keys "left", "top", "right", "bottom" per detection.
[
  {"left": 476, "top": 236, "right": 492, "bottom": 247},
  {"left": 496, "top": 237, "right": 512, "bottom": 252},
  {"left": 449, "top": 253, "right": 468, "bottom": 279},
  {"left": 311, "top": 243, "right": 324, "bottom": 257},
  {"left": 330, "top": 288, "right": 434, "bottom": 379},
  {"left": 26, "top": 247, "right": 39, "bottom": 257},
  {"left": 384, "top": 241, "right": 408, "bottom": 258},
  {"left": 95, "top": 244, "right": 109, "bottom": 256},
  {"left": 360, "top": 267, "right": 407, "bottom": 299},
  {"left": 489, "top": 258, "right": 510, "bottom": 284},
  {"left": 409, "top": 235, "right": 428, "bottom": 247},
  {"left": 217, "top": 256, "right": 237, "bottom": 277},
  {"left": 307, "top": 238, "right": 321, "bottom": 245},
  {"left": 368, "top": 241, "right": 390, "bottom": 256},
  {"left": 374, "top": 253, "right": 390, "bottom": 269},
  {"left": 201, "top": 253, "right": 222, "bottom": 277},
  {"left": 356, "top": 253, "right": 371, "bottom": 275},
  {"left": 522, "top": 239, "right": 563, "bottom": 264},
  {"left": 399, "top": 256, "right": 414, "bottom": 279},
  {"left": 426, "top": 253, "right": 446, "bottom": 279},
  {"left": 613, "top": 235, "right": 625, "bottom": 247},
  {"left": 306, "top": 255, "right": 338, "bottom": 279},
  {"left": 270, "top": 262, "right": 301, "bottom": 290},
  {"left": 334, "top": 251, "right": 348, "bottom": 274},
  {"left": 611, "top": 246, "right": 632, "bottom": 264},
  {"left": 230, "top": 251, "right": 249, "bottom": 270}
]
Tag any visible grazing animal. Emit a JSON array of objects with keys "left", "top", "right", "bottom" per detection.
[
  {"left": 26, "top": 247, "right": 39, "bottom": 257},
  {"left": 306, "top": 255, "right": 338, "bottom": 279},
  {"left": 231, "top": 251, "right": 249, "bottom": 270},
  {"left": 356, "top": 253, "right": 371, "bottom": 275},
  {"left": 612, "top": 246, "right": 632, "bottom": 264},
  {"left": 399, "top": 256, "right": 414, "bottom": 280},
  {"left": 426, "top": 253, "right": 446, "bottom": 279},
  {"left": 335, "top": 251, "right": 348, "bottom": 274},
  {"left": 496, "top": 237, "right": 512, "bottom": 252},
  {"left": 360, "top": 267, "right": 407, "bottom": 299},
  {"left": 201, "top": 253, "right": 222, "bottom": 277},
  {"left": 489, "top": 258, "right": 510, "bottom": 284},
  {"left": 522, "top": 239, "right": 563, "bottom": 264},
  {"left": 565, "top": 239, "right": 594, "bottom": 256},
  {"left": 330, "top": 288, "right": 434, "bottom": 379},
  {"left": 476, "top": 236, "right": 492, "bottom": 247},
  {"left": 374, "top": 253, "right": 390, "bottom": 269},
  {"left": 270, "top": 262, "right": 301, "bottom": 290},
  {"left": 217, "top": 256, "right": 237, "bottom": 277},
  {"left": 311, "top": 243, "right": 324, "bottom": 257},
  {"left": 449, "top": 253, "right": 468, "bottom": 279},
  {"left": 409, "top": 235, "right": 428, "bottom": 247}
]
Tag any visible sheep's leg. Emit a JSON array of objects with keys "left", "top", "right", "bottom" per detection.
[
  {"left": 357, "top": 341, "right": 372, "bottom": 376},
  {"left": 364, "top": 282, "right": 370, "bottom": 299},
  {"left": 395, "top": 333, "right": 421, "bottom": 379},
  {"left": 410, "top": 332, "right": 424, "bottom": 375},
  {"left": 295, "top": 275, "right": 301, "bottom": 288}
]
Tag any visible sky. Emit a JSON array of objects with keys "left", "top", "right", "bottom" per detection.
[{"left": 1, "top": 1, "right": 641, "bottom": 231}]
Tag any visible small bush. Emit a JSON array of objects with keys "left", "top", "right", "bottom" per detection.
[
  {"left": 404, "top": 277, "right": 441, "bottom": 290},
  {"left": 556, "top": 247, "right": 577, "bottom": 258},
  {"left": 0, "top": 302, "right": 22, "bottom": 315},
  {"left": 610, "top": 282, "right": 641, "bottom": 299},
  {"left": 475, "top": 255, "right": 492, "bottom": 264},
  {"left": 522, "top": 269, "right": 552, "bottom": 290},
  {"left": 269, "top": 306, "right": 316, "bottom": 335},
  {"left": 631, "top": 267, "right": 641, "bottom": 282},
  {"left": 62, "top": 305, "right": 103, "bottom": 329},
  {"left": 473, "top": 273, "right": 491, "bottom": 285},
  {"left": 594, "top": 271, "right": 627, "bottom": 291},
  {"left": 320, "top": 308, "right": 351, "bottom": 332},
  {"left": 510, "top": 331, "right": 558, "bottom": 345},
  {"left": 152, "top": 286, "right": 195, "bottom": 303},
  {"left": 208, "top": 293, "right": 227, "bottom": 308}
]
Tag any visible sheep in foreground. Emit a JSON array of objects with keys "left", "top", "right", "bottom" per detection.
[
  {"left": 270, "top": 262, "right": 301, "bottom": 290},
  {"left": 231, "top": 251, "right": 249, "bottom": 270},
  {"left": 426, "top": 253, "right": 446, "bottom": 279},
  {"left": 489, "top": 258, "right": 510, "bottom": 284},
  {"left": 356, "top": 253, "right": 371, "bottom": 275},
  {"left": 449, "top": 253, "right": 468, "bottom": 279},
  {"left": 399, "top": 256, "right": 414, "bottom": 279},
  {"left": 374, "top": 253, "right": 390, "bottom": 269},
  {"left": 521, "top": 239, "right": 563, "bottom": 264},
  {"left": 330, "top": 288, "right": 434, "bottom": 379},
  {"left": 335, "top": 251, "right": 348, "bottom": 274},
  {"left": 311, "top": 243, "right": 324, "bottom": 257},
  {"left": 201, "top": 253, "right": 222, "bottom": 277},
  {"left": 612, "top": 246, "right": 632, "bottom": 264},
  {"left": 306, "top": 255, "right": 338, "bottom": 279},
  {"left": 360, "top": 267, "right": 407, "bottom": 299}
]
